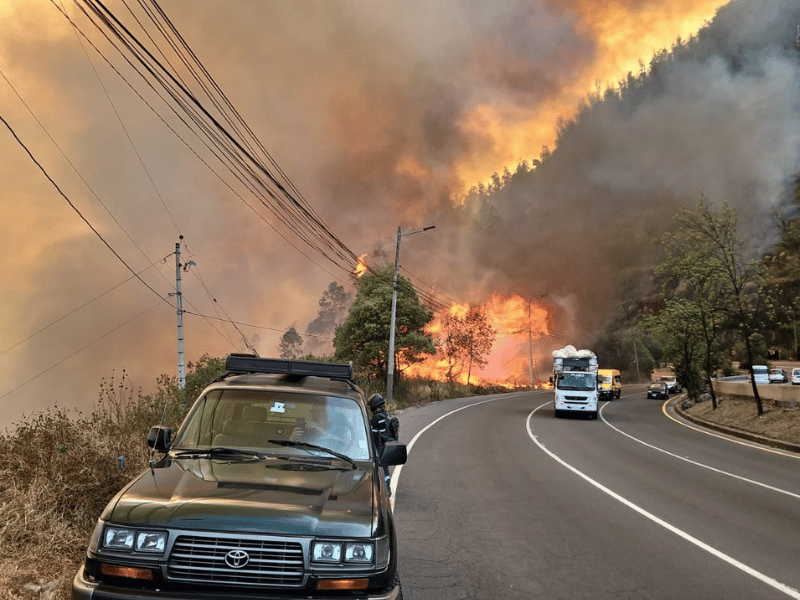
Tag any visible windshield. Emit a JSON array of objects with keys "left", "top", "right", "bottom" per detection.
[
  {"left": 171, "top": 389, "right": 371, "bottom": 460},
  {"left": 600, "top": 375, "right": 612, "bottom": 383},
  {"left": 556, "top": 372, "right": 596, "bottom": 391}
]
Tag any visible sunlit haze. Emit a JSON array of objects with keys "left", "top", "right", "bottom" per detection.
[{"left": 2, "top": 0, "right": 798, "bottom": 430}]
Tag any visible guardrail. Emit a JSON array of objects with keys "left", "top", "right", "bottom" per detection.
[{"left": 712, "top": 378, "right": 800, "bottom": 402}]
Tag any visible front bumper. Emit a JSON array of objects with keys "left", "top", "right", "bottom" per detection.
[{"left": 72, "top": 566, "right": 401, "bottom": 600}]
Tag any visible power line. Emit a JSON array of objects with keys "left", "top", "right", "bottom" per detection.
[{"left": 0, "top": 111, "right": 172, "bottom": 308}]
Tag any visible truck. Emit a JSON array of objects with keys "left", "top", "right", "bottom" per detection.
[{"left": 551, "top": 345, "right": 599, "bottom": 419}]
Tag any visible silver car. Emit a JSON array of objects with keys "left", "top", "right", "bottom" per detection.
[
  {"left": 768, "top": 368, "right": 788, "bottom": 384},
  {"left": 658, "top": 375, "right": 679, "bottom": 394}
]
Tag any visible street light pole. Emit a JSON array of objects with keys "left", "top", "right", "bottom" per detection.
[{"left": 386, "top": 224, "right": 435, "bottom": 405}]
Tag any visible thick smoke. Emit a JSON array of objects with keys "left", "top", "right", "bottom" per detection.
[{"left": 0, "top": 0, "right": 796, "bottom": 427}]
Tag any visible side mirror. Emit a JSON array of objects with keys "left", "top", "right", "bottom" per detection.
[
  {"left": 147, "top": 426, "right": 172, "bottom": 452},
  {"left": 548, "top": 376, "right": 554, "bottom": 384},
  {"left": 380, "top": 442, "right": 407, "bottom": 466}
]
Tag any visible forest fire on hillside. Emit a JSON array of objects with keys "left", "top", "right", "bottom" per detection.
[{"left": 404, "top": 293, "right": 551, "bottom": 388}]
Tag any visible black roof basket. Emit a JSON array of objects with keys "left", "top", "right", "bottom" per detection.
[{"left": 224, "top": 354, "right": 354, "bottom": 383}]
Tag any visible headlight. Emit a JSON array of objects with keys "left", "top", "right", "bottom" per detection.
[
  {"left": 136, "top": 532, "right": 167, "bottom": 553},
  {"left": 104, "top": 527, "right": 134, "bottom": 550},
  {"left": 312, "top": 541, "right": 342, "bottom": 563},
  {"left": 102, "top": 526, "right": 167, "bottom": 554},
  {"left": 345, "top": 543, "right": 373, "bottom": 563},
  {"left": 311, "top": 541, "right": 375, "bottom": 564}
]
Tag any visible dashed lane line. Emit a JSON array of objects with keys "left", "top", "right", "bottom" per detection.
[{"left": 527, "top": 401, "right": 800, "bottom": 600}]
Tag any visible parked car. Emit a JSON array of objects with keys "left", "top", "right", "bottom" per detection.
[
  {"left": 751, "top": 365, "right": 769, "bottom": 384},
  {"left": 658, "top": 375, "right": 680, "bottom": 394},
  {"left": 647, "top": 382, "right": 669, "bottom": 399},
  {"left": 791, "top": 368, "right": 800, "bottom": 385},
  {"left": 768, "top": 368, "right": 788, "bottom": 384},
  {"left": 72, "top": 354, "right": 407, "bottom": 600}
]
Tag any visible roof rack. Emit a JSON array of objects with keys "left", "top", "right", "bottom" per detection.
[{"left": 224, "top": 354, "right": 354, "bottom": 382}]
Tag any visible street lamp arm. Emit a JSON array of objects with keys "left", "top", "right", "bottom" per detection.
[{"left": 387, "top": 224, "right": 435, "bottom": 405}]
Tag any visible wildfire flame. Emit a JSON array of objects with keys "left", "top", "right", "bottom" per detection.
[
  {"left": 353, "top": 254, "right": 368, "bottom": 278},
  {"left": 404, "top": 293, "right": 551, "bottom": 388}
]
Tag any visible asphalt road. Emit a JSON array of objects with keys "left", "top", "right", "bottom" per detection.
[{"left": 392, "top": 385, "right": 800, "bottom": 599}]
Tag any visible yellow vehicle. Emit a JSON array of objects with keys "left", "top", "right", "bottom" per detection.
[{"left": 598, "top": 369, "right": 622, "bottom": 400}]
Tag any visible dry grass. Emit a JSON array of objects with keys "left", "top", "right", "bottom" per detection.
[
  {"left": 0, "top": 365, "right": 504, "bottom": 600},
  {"left": 0, "top": 369, "right": 191, "bottom": 600},
  {"left": 685, "top": 395, "right": 800, "bottom": 446}
]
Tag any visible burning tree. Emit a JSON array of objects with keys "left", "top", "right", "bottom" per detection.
[
  {"left": 333, "top": 264, "right": 435, "bottom": 386},
  {"left": 439, "top": 306, "right": 496, "bottom": 385}
]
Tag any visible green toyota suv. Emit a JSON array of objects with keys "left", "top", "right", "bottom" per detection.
[{"left": 72, "top": 355, "right": 406, "bottom": 599}]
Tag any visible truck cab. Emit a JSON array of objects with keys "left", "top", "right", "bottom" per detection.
[{"left": 552, "top": 346, "right": 599, "bottom": 419}]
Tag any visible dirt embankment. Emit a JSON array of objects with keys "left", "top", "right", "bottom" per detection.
[{"left": 683, "top": 394, "right": 800, "bottom": 447}]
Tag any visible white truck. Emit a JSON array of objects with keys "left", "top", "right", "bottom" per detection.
[{"left": 552, "top": 345, "right": 599, "bottom": 419}]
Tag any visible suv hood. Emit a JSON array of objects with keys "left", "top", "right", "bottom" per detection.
[{"left": 104, "top": 456, "right": 376, "bottom": 538}]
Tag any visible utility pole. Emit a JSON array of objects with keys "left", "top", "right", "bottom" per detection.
[
  {"left": 174, "top": 238, "right": 186, "bottom": 389},
  {"left": 528, "top": 297, "right": 534, "bottom": 389},
  {"left": 387, "top": 224, "right": 435, "bottom": 405},
  {"left": 527, "top": 294, "right": 548, "bottom": 389}
]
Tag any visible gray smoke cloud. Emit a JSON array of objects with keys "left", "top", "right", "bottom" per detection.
[{"left": 0, "top": 0, "right": 797, "bottom": 429}]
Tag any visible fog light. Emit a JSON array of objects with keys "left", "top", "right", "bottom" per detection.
[
  {"left": 316, "top": 578, "right": 369, "bottom": 591},
  {"left": 100, "top": 564, "right": 153, "bottom": 580}
]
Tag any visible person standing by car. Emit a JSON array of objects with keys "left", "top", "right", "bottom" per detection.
[{"left": 368, "top": 393, "right": 399, "bottom": 490}]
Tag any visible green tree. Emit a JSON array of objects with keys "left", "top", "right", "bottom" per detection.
[
  {"left": 333, "top": 264, "right": 435, "bottom": 385},
  {"left": 640, "top": 300, "right": 705, "bottom": 399},
  {"left": 671, "top": 198, "right": 767, "bottom": 414},
  {"left": 306, "top": 282, "right": 352, "bottom": 356},
  {"left": 279, "top": 326, "right": 304, "bottom": 359},
  {"left": 659, "top": 224, "right": 728, "bottom": 407}
]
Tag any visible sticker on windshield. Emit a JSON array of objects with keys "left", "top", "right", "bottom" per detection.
[{"left": 270, "top": 402, "right": 286, "bottom": 414}]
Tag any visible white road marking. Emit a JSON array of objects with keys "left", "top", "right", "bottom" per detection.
[
  {"left": 660, "top": 400, "right": 800, "bottom": 460},
  {"left": 527, "top": 401, "right": 800, "bottom": 599},
  {"left": 597, "top": 403, "right": 800, "bottom": 500}
]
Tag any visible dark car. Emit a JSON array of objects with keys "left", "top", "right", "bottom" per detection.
[
  {"left": 647, "top": 382, "right": 669, "bottom": 399},
  {"left": 73, "top": 355, "right": 406, "bottom": 600}
]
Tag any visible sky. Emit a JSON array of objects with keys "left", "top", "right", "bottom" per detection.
[{"left": 1, "top": 0, "right": 798, "bottom": 431}]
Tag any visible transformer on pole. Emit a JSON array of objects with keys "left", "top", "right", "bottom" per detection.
[{"left": 175, "top": 238, "right": 186, "bottom": 389}]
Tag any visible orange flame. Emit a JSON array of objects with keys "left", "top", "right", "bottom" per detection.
[
  {"left": 353, "top": 254, "right": 368, "bottom": 278},
  {"left": 403, "top": 293, "right": 550, "bottom": 388}
]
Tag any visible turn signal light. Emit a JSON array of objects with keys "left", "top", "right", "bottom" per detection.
[
  {"left": 316, "top": 578, "right": 369, "bottom": 590},
  {"left": 100, "top": 563, "right": 154, "bottom": 580}
]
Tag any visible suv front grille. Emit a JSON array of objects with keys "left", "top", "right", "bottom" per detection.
[{"left": 168, "top": 535, "right": 304, "bottom": 587}]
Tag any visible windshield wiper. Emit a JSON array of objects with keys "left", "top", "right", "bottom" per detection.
[
  {"left": 173, "top": 447, "right": 266, "bottom": 460},
  {"left": 268, "top": 440, "right": 357, "bottom": 469}
]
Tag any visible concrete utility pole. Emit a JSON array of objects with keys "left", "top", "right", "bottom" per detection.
[
  {"left": 174, "top": 238, "right": 186, "bottom": 389},
  {"left": 386, "top": 224, "right": 435, "bottom": 405},
  {"left": 528, "top": 297, "right": 534, "bottom": 389}
]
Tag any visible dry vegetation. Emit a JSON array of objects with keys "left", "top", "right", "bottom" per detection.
[
  {"left": 684, "top": 394, "right": 800, "bottom": 446},
  {"left": 0, "top": 368, "right": 506, "bottom": 600},
  {"left": 0, "top": 372, "right": 187, "bottom": 600}
]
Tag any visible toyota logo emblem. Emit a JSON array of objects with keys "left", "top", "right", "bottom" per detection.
[{"left": 225, "top": 549, "right": 250, "bottom": 569}]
